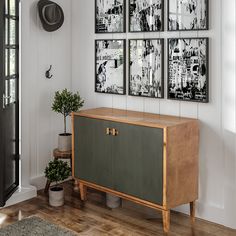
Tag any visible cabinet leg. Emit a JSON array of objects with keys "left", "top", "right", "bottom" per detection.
[
  {"left": 74, "top": 179, "right": 79, "bottom": 192},
  {"left": 79, "top": 183, "right": 87, "bottom": 201},
  {"left": 190, "top": 201, "right": 196, "bottom": 224},
  {"left": 162, "top": 210, "right": 170, "bottom": 233}
]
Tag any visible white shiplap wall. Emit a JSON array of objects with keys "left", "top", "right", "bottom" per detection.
[
  {"left": 71, "top": 0, "right": 236, "bottom": 229},
  {"left": 21, "top": 0, "right": 72, "bottom": 188},
  {"left": 222, "top": 0, "right": 236, "bottom": 228}
]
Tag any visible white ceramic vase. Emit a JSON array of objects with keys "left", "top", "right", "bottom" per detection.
[
  {"left": 49, "top": 186, "right": 64, "bottom": 207},
  {"left": 58, "top": 133, "right": 72, "bottom": 152},
  {"left": 106, "top": 193, "right": 121, "bottom": 209}
]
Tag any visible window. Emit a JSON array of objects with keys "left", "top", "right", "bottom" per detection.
[{"left": 4, "top": 0, "right": 19, "bottom": 106}]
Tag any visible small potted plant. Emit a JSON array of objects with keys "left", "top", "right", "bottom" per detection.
[
  {"left": 45, "top": 159, "right": 71, "bottom": 207},
  {"left": 52, "top": 88, "right": 84, "bottom": 151}
]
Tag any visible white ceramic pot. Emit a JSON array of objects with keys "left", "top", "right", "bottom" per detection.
[
  {"left": 106, "top": 193, "right": 121, "bottom": 209},
  {"left": 58, "top": 133, "right": 72, "bottom": 152},
  {"left": 49, "top": 186, "right": 64, "bottom": 207}
]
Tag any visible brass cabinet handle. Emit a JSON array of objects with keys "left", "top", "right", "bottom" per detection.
[
  {"left": 106, "top": 128, "right": 119, "bottom": 136},
  {"left": 106, "top": 128, "right": 112, "bottom": 135},
  {"left": 112, "top": 128, "right": 119, "bottom": 136}
]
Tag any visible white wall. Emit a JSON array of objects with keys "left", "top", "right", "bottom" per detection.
[
  {"left": 21, "top": 0, "right": 72, "bottom": 188},
  {"left": 71, "top": 0, "right": 236, "bottom": 229},
  {"left": 222, "top": 0, "right": 236, "bottom": 228}
]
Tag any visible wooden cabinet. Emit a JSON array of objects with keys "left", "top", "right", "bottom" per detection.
[{"left": 72, "top": 108, "right": 199, "bottom": 233}]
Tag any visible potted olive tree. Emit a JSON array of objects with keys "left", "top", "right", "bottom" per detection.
[
  {"left": 52, "top": 89, "right": 84, "bottom": 151},
  {"left": 45, "top": 159, "right": 71, "bottom": 207}
]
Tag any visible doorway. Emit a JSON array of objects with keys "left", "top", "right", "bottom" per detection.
[{"left": 0, "top": 0, "right": 20, "bottom": 207}]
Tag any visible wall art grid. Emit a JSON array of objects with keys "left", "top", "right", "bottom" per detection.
[
  {"left": 129, "top": 0, "right": 164, "bottom": 32},
  {"left": 168, "top": 38, "right": 209, "bottom": 103},
  {"left": 95, "top": 0, "right": 126, "bottom": 33},
  {"left": 94, "top": 0, "right": 210, "bottom": 103},
  {"left": 168, "top": 0, "right": 209, "bottom": 31},
  {"left": 129, "top": 39, "right": 164, "bottom": 98},
  {"left": 95, "top": 39, "right": 126, "bottom": 95}
]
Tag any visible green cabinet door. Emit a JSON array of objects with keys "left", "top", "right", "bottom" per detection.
[
  {"left": 112, "top": 122, "right": 163, "bottom": 205},
  {"left": 74, "top": 116, "right": 113, "bottom": 189}
]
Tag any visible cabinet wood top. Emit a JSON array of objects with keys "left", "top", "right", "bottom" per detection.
[{"left": 73, "top": 107, "right": 198, "bottom": 129}]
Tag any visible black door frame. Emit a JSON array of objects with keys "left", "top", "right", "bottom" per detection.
[
  {"left": 0, "top": 0, "right": 20, "bottom": 207},
  {"left": 0, "top": 0, "right": 5, "bottom": 206}
]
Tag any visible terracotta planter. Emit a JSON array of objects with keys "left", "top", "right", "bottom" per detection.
[
  {"left": 49, "top": 186, "right": 64, "bottom": 207},
  {"left": 58, "top": 133, "right": 72, "bottom": 152}
]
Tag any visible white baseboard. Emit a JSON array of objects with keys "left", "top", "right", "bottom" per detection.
[
  {"left": 30, "top": 175, "right": 47, "bottom": 190},
  {"left": 122, "top": 200, "right": 228, "bottom": 228},
  {"left": 4, "top": 185, "right": 37, "bottom": 208},
  {"left": 174, "top": 203, "right": 225, "bottom": 226},
  {"left": 30, "top": 175, "right": 72, "bottom": 190}
]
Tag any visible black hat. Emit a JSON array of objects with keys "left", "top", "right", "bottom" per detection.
[{"left": 38, "top": 0, "right": 64, "bottom": 32}]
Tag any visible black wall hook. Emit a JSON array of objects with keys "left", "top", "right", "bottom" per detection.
[{"left": 45, "top": 65, "right": 53, "bottom": 79}]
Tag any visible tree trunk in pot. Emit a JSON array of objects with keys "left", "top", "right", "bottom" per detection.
[
  {"left": 58, "top": 133, "right": 72, "bottom": 152},
  {"left": 49, "top": 186, "right": 64, "bottom": 207}
]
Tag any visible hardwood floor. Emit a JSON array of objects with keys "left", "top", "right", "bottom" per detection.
[{"left": 0, "top": 181, "right": 235, "bottom": 236}]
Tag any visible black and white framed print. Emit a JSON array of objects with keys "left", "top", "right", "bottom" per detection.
[
  {"left": 95, "top": 40, "right": 126, "bottom": 95},
  {"left": 168, "top": 0, "right": 209, "bottom": 31},
  {"left": 129, "top": 39, "right": 164, "bottom": 98},
  {"left": 95, "top": 0, "right": 126, "bottom": 33},
  {"left": 129, "top": 0, "right": 164, "bottom": 32},
  {"left": 168, "top": 38, "right": 209, "bottom": 103}
]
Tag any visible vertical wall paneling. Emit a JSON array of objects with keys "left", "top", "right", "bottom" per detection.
[
  {"left": 222, "top": 0, "right": 236, "bottom": 228},
  {"left": 21, "top": 0, "right": 72, "bottom": 189}
]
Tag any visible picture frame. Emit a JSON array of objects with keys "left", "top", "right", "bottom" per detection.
[
  {"left": 129, "top": 39, "right": 164, "bottom": 98},
  {"left": 129, "top": 0, "right": 164, "bottom": 32},
  {"left": 95, "top": 0, "right": 126, "bottom": 33},
  {"left": 168, "top": 0, "right": 209, "bottom": 31},
  {"left": 95, "top": 39, "right": 126, "bottom": 95},
  {"left": 168, "top": 38, "right": 209, "bottom": 103}
]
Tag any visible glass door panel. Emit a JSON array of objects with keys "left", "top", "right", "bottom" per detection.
[
  {"left": 5, "top": 18, "right": 8, "bottom": 44},
  {"left": 4, "top": 79, "right": 10, "bottom": 108},
  {"left": 9, "top": 0, "right": 15, "bottom": 16},
  {"left": 5, "top": 49, "right": 8, "bottom": 76},
  {"left": 9, "top": 19, "right": 16, "bottom": 45},
  {"left": 9, "top": 49, "right": 16, "bottom": 75},
  {"left": 5, "top": 0, "right": 8, "bottom": 14},
  {"left": 9, "top": 79, "right": 16, "bottom": 103},
  {"left": 5, "top": 79, "right": 9, "bottom": 98}
]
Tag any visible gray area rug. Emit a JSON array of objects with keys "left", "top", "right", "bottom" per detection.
[{"left": 0, "top": 216, "right": 78, "bottom": 236}]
